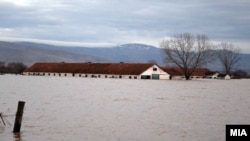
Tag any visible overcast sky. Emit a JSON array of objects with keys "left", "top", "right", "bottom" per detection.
[{"left": 0, "top": 0, "right": 250, "bottom": 52}]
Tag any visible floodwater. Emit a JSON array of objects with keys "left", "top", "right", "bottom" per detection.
[{"left": 1, "top": 75, "right": 250, "bottom": 141}]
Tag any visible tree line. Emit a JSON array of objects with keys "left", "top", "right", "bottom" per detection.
[
  {"left": 0, "top": 61, "right": 27, "bottom": 74},
  {"left": 160, "top": 32, "right": 243, "bottom": 80}
]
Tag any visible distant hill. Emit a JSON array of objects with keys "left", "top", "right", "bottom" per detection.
[
  {"left": 0, "top": 41, "right": 108, "bottom": 65},
  {"left": 58, "top": 43, "right": 165, "bottom": 64},
  {"left": 1, "top": 41, "right": 250, "bottom": 73},
  {"left": 16, "top": 42, "right": 165, "bottom": 64}
]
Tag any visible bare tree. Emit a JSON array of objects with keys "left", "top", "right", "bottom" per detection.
[
  {"left": 217, "top": 42, "right": 240, "bottom": 75},
  {"left": 6, "top": 62, "right": 27, "bottom": 74},
  {"left": 160, "top": 33, "right": 215, "bottom": 80}
]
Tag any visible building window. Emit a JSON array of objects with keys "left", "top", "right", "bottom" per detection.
[
  {"left": 48, "top": 73, "right": 50, "bottom": 76},
  {"left": 98, "top": 75, "right": 101, "bottom": 78},
  {"left": 105, "top": 75, "right": 107, "bottom": 78},
  {"left": 85, "top": 74, "right": 88, "bottom": 77},
  {"left": 119, "top": 76, "right": 122, "bottom": 79},
  {"left": 134, "top": 76, "right": 137, "bottom": 79},
  {"left": 141, "top": 75, "right": 151, "bottom": 79},
  {"left": 79, "top": 74, "right": 81, "bottom": 77},
  {"left": 153, "top": 67, "right": 157, "bottom": 71},
  {"left": 65, "top": 74, "right": 67, "bottom": 76},
  {"left": 58, "top": 73, "right": 61, "bottom": 76}
]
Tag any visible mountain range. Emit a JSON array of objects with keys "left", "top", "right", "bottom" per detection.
[{"left": 0, "top": 41, "right": 250, "bottom": 73}]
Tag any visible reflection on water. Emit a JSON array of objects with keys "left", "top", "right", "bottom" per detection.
[
  {"left": 0, "top": 125, "right": 23, "bottom": 141},
  {"left": 13, "top": 132, "right": 22, "bottom": 141}
]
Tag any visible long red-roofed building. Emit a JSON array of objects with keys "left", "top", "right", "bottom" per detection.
[
  {"left": 24, "top": 62, "right": 219, "bottom": 80},
  {"left": 24, "top": 62, "right": 171, "bottom": 80}
]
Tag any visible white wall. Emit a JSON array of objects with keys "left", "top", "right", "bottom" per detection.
[
  {"left": 225, "top": 75, "right": 231, "bottom": 80},
  {"left": 23, "top": 65, "right": 170, "bottom": 80},
  {"left": 140, "top": 65, "right": 170, "bottom": 80},
  {"left": 23, "top": 72, "right": 141, "bottom": 79}
]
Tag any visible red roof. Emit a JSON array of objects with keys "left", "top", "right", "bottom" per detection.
[
  {"left": 162, "top": 67, "right": 210, "bottom": 76},
  {"left": 161, "top": 67, "right": 182, "bottom": 76},
  {"left": 192, "top": 68, "right": 210, "bottom": 76},
  {"left": 24, "top": 62, "right": 155, "bottom": 75}
]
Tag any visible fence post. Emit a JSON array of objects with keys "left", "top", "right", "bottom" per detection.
[
  {"left": 0, "top": 113, "right": 5, "bottom": 125},
  {"left": 13, "top": 101, "right": 25, "bottom": 133}
]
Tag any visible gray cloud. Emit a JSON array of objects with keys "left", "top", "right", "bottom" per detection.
[{"left": 0, "top": 0, "right": 249, "bottom": 52}]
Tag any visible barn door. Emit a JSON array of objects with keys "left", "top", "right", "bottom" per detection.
[{"left": 152, "top": 74, "right": 159, "bottom": 79}]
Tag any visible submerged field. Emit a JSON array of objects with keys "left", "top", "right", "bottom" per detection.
[{"left": 0, "top": 75, "right": 250, "bottom": 141}]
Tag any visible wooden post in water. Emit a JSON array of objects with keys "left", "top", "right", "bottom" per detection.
[
  {"left": 13, "top": 101, "right": 25, "bottom": 133},
  {"left": 0, "top": 113, "right": 5, "bottom": 125}
]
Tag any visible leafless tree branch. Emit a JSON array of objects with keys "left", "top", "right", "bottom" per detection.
[
  {"left": 160, "top": 33, "right": 215, "bottom": 80},
  {"left": 217, "top": 42, "right": 240, "bottom": 74}
]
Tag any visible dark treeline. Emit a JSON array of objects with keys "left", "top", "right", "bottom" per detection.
[{"left": 0, "top": 61, "right": 27, "bottom": 74}]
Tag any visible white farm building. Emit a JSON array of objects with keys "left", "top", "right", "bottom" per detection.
[{"left": 23, "top": 62, "right": 170, "bottom": 80}]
